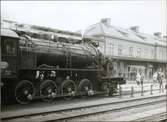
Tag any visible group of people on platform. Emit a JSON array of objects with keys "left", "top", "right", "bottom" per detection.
[{"left": 135, "top": 70, "right": 166, "bottom": 89}]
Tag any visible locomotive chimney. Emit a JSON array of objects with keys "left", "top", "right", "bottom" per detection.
[
  {"left": 154, "top": 32, "right": 161, "bottom": 38},
  {"left": 101, "top": 18, "right": 111, "bottom": 27},
  {"left": 130, "top": 26, "right": 139, "bottom": 32}
]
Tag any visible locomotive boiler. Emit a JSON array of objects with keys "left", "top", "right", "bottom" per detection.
[{"left": 1, "top": 20, "right": 125, "bottom": 104}]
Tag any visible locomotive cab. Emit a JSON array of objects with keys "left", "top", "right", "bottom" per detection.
[
  {"left": 1, "top": 28, "right": 19, "bottom": 104},
  {"left": 1, "top": 28, "right": 19, "bottom": 78}
]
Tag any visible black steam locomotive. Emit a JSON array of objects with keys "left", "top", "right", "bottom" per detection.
[{"left": 1, "top": 20, "right": 125, "bottom": 104}]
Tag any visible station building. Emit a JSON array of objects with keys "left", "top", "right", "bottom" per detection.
[{"left": 84, "top": 18, "right": 167, "bottom": 81}]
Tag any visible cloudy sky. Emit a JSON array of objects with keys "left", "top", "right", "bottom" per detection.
[{"left": 1, "top": 0, "right": 166, "bottom": 36}]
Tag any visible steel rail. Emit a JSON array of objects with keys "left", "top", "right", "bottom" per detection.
[
  {"left": 134, "top": 112, "right": 167, "bottom": 122},
  {"left": 2, "top": 94, "right": 165, "bottom": 122},
  {"left": 67, "top": 99, "right": 165, "bottom": 122}
]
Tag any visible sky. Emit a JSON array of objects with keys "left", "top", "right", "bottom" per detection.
[{"left": 1, "top": 0, "right": 166, "bottom": 36}]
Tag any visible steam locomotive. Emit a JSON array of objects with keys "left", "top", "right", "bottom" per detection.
[{"left": 1, "top": 20, "right": 125, "bottom": 104}]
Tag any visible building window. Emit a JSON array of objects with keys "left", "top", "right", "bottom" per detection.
[
  {"left": 151, "top": 49, "right": 154, "bottom": 59},
  {"left": 164, "top": 48, "right": 167, "bottom": 61},
  {"left": 110, "top": 43, "right": 114, "bottom": 55},
  {"left": 143, "top": 48, "right": 147, "bottom": 58},
  {"left": 159, "top": 48, "right": 162, "bottom": 60},
  {"left": 162, "top": 48, "right": 164, "bottom": 61},
  {"left": 137, "top": 48, "right": 141, "bottom": 57},
  {"left": 129, "top": 47, "right": 133, "bottom": 56},
  {"left": 118, "top": 45, "right": 122, "bottom": 55}
]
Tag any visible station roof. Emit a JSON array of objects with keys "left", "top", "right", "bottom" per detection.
[{"left": 84, "top": 20, "right": 167, "bottom": 47}]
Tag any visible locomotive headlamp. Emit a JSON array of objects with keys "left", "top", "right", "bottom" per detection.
[{"left": 51, "top": 35, "right": 54, "bottom": 40}]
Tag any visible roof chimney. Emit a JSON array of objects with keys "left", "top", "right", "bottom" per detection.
[
  {"left": 163, "top": 35, "right": 167, "bottom": 40},
  {"left": 101, "top": 18, "right": 111, "bottom": 26},
  {"left": 154, "top": 32, "right": 161, "bottom": 38},
  {"left": 130, "top": 26, "right": 139, "bottom": 32}
]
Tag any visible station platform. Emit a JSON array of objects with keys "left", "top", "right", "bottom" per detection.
[{"left": 121, "top": 80, "right": 166, "bottom": 91}]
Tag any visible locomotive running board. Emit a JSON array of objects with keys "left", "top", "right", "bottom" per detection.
[{"left": 20, "top": 68, "right": 103, "bottom": 72}]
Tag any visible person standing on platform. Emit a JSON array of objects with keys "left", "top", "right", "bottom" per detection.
[
  {"left": 157, "top": 72, "right": 163, "bottom": 91},
  {"left": 140, "top": 71, "right": 144, "bottom": 87},
  {"left": 136, "top": 71, "right": 141, "bottom": 85},
  {"left": 153, "top": 71, "right": 158, "bottom": 84}
]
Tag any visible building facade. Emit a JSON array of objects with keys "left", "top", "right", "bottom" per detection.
[{"left": 84, "top": 18, "right": 167, "bottom": 81}]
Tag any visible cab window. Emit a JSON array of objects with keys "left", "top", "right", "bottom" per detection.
[{"left": 2, "top": 38, "right": 17, "bottom": 55}]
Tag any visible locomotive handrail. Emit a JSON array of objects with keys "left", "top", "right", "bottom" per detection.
[
  {"left": 19, "top": 37, "right": 93, "bottom": 56},
  {"left": 19, "top": 68, "right": 103, "bottom": 72}
]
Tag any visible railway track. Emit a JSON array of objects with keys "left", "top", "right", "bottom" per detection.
[
  {"left": 134, "top": 112, "right": 167, "bottom": 122},
  {"left": 2, "top": 94, "right": 166, "bottom": 122}
]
